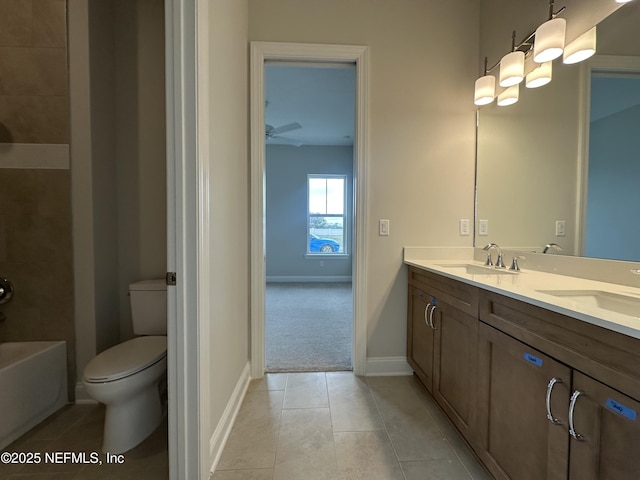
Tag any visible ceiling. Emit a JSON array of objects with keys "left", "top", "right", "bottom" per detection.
[{"left": 265, "top": 63, "right": 356, "bottom": 147}]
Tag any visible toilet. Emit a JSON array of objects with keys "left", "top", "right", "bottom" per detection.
[{"left": 83, "top": 279, "right": 167, "bottom": 454}]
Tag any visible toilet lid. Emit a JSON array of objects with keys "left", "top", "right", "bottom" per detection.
[{"left": 84, "top": 336, "right": 167, "bottom": 382}]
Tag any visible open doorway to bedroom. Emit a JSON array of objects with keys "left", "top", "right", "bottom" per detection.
[{"left": 264, "top": 62, "right": 356, "bottom": 372}]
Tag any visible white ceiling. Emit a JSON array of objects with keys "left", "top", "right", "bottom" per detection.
[{"left": 265, "top": 63, "right": 356, "bottom": 147}]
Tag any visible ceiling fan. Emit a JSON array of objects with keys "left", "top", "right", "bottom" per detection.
[{"left": 265, "top": 122, "right": 303, "bottom": 147}]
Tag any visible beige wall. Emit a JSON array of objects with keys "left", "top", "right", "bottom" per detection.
[
  {"left": 208, "top": 0, "right": 250, "bottom": 455},
  {"left": 69, "top": 0, "right": 166, "bottom": 387},
  {"left": 249, "top": 0, "right": 480, "bottom": 359}
]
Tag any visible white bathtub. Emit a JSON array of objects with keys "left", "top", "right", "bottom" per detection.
[{"left": 0, "top": 341, "right": 68, "bottom": 450}]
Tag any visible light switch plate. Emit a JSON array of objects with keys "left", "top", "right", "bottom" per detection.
[
  {"left": 478, "top": 219, "right": 489, "bottom": 236},
  {"left": 379, "top": 219, "right": 390, "bottom": 236},
  {"left": 459, "top": 219, "right": 470, "bottom": 236},
  {"left": 555, "top": 220, "right": 566, "bottom": 237}
]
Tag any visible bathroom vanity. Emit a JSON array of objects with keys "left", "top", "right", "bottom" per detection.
[{"left": 405, "top": 256, "right": 640, "bottom": 480}]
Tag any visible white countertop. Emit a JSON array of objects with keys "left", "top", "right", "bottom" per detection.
[{"left": 405, "top": 256, "right": 640, "bottom": 340}]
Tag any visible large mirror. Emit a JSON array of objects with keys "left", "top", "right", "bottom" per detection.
[{"left": 476, "top": 1, "right": 640, "bottom": 262}]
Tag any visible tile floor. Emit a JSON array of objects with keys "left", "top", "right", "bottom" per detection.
[
  {"left": 0, "top": 403, "right": 168, "bottom": 480},
  {"left": 213, "top": 372, "right": 491, "bottom": 480}
]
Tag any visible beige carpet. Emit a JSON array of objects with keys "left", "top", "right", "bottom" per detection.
[{"left": 265, "top": 282, "right": 353, "bottom": 372}]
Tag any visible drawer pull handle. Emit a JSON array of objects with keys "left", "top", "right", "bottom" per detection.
[
  {"left": 569, "top": 390, "right": 585, "bottom": 441},
  {"left": 424, "top": 303, "right": 432, "bottom": 327},
  {"left": 428, "top": 305, "right": 438, "bottom": 330},
  {"left": 545, "top": 377, "right": 563, "bottom": 425}
]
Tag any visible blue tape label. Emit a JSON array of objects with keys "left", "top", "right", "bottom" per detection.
[
  {"left": 418, "top": 292, "right": 424, "bottom": 299},
  {"left": 431, "top": 298, "right": 438, "bottom": 305},
  {"left": 524, "top": 352, "right": 543, "bottom": 367},
  {"left": 606, "top": 398, "right": 637, "bottom": 421}
]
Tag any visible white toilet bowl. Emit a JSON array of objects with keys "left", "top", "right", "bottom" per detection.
[{"left": 83, "top": 335, "right": 167, "bottom": 454}]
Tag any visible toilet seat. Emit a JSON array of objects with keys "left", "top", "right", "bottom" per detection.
[{"left": 84, "top": 336, "right": 167, "bottom": 383}]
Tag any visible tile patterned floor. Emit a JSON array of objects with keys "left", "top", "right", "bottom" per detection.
[
  {"left": 0, "top": 404, "right": 168, "bottom": 480},
  {"left": 213, "top": 372, "right": 492, "bottom": 480}
]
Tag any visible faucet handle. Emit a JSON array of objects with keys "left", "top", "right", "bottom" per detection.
[
  {"left": 510, "top": 255, "right": 525, "bottom": 271},
  {"left": 484, "top": 252, "right": 493, "bottom": 266},
  {"left": 495, "top": 253, "right": 506, "bottom": 269}
]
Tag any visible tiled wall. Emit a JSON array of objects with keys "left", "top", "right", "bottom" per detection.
[
  {"left": 0, "top": 0, "right": 69, "bottom": 143},
  {"left": 0, "top": 0, "right": 75, "bottom": 399}
]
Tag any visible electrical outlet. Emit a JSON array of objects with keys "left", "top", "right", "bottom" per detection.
[
  {"left": 555, "top": 220, "right": 566, "bottom": 237},
  {"left": 459, "top": 219, "right": 470, "bottom": 236},
  {"left": 479, "top": 219, "right": 489, "bottom": 236}
]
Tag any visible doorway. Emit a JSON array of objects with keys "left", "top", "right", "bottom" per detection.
[
  {"left": 264, "top": 63, "right": 355, "bottom": 372},
  {"left": 250, "top": 42, "right": 370, "bottom": 378}
]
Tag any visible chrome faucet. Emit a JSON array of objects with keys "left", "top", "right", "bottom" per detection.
[
  {"left": 483, "top": 243, "right": 505, "bottom": 268},
  {"left": 543, "top": 243, "right": 563, "bottom": 254}
]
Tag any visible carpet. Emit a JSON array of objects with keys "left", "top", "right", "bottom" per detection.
[{"left": 265, "top": 282, "right": 353, "bottom": 372}]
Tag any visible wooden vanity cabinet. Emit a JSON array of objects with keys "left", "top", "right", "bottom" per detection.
[
  {"left": 479, "top": 290, "right": 640, "bottom": 480},
  {"left": 407, "top": 266, "right": 479, "bottom": 440},
  {"left": 476, "top": 322, "right": 571, "bottom": 480}
]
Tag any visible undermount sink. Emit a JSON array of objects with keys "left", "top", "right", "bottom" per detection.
[
  {"left": 435, "top": 264, "right": 517, "bottom": 275},
  {"left": 537, "top": 289, "right": 640, "bottom": 317}
]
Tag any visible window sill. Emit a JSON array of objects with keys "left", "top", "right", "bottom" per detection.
[{"left": 305, "top": 253, "right": 350, "bottom": 260}]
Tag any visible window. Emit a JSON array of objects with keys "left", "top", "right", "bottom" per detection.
[{"left": 308, "top": 175, "right": 346, "bottom": 255}]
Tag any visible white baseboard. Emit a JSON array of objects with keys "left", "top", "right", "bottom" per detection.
[
  {"left": 266, "top": 276, "right": 352, "bottom": 283},
  {"left": 209, "top": 361, "right": 251, "bottom": 474},
  {"left": 365, "top": 356, "right": 413, "bottom": 376}
]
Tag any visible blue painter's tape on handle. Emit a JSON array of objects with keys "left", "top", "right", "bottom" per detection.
[
  {"left": 524, "top": 352, "right": 543, "bottom": 367},
  {"left": 431, "top": 298, "right": 438, "bottom": 305},
  {"left": 606, "top": 398, "right": 637, "bottom": 421},
  {"left": 418, "top": 292, "right": 424, "bottom": 299}
]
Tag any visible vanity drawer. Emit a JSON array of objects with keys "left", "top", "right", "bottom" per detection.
[
  {"left": 480, "top": 289, "right": 640, "bottom": 402},
  {"left": 408, "top": 266, "right": 478, "bottom": 316}
]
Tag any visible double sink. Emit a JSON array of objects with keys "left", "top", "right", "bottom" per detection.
[{"left": 435, "top": 263, "right": 640, "bottom": 318}]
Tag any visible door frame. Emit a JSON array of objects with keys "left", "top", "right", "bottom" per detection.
[{"left": 250, "top": 42, "right": 369, "bottom": 377}]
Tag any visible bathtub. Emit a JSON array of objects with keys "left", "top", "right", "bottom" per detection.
[{"left": 0, "top": 341, "right": 68, "bottom": 450}]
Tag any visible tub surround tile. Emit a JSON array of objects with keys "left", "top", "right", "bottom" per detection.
[
  {"left": 0, "top": 47, "right": 68, "bottom": 96},
  {"left": 0, "top": 0, "right": 32, "bottom": 47},
  {"left": 0, "top": 95, "right": 69, "bottom": 144},
  {"left": 32, "top": 0, "right": 67, "bottom": 48}
]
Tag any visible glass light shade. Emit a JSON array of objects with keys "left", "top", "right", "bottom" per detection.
[
  {"left": 526, "top": 62, "right": 552, "bottom": 88},
  {"left": 497, "top": 84, "right": 519, "bottom": 106},
  {"left": 474, "top": 75, "right": 496, "bottom": 106},
  {"left": 533, "top": 17, "right": 566, "bottom": 63},
  {"left": 615, "top": 0, "right": 633, "bottom": 3},
  {"left": 499, "top": 51, "right": 525, "bottom": 87},
  {"left": 563, "top": 27, "right": 596, "bottom": 64}
]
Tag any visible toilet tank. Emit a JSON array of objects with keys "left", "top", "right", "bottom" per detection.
[{"left": 129, "top": 279, "right": 167, "bottom": 335}]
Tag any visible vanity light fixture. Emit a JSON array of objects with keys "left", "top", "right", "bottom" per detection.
[
  {"left": 533, "top": 18, "right": 566, "bottom": 62},
  {"left": 563, "top": 27, "right": 596, "bottom": 64},
  {"left": 474, "top": 57, "right": 496, "bottom": 105},
  {"left": 615, "top": 0, "right": 634, "bottom": 3},
  {"left": 526, "top": 61, "right": 552, "bottom": 88},
  {"left": 499, "top": 31, "right": 525, "bottom": 87},
  {"left": 533, "top": 0, "right": 566, "bottom": 63},
  {"left": 497, "top": 84, "right": 519, "bottom": 106},
  {"left": 474, "top": 74, "right": 496, "bottom": 105}
]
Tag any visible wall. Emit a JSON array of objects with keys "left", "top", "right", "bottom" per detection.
[
  {"left": 266, "top": 145, "right": 353, "bottom": 280},
  {"left": 69, "top": 0, "right": 166, "bottom": 392},
  {"left": 249, "top": 0, "right": 480, "bottom": 360},
  {"left": 208, "top": 0, "right": 250, "bottom": 470},
  {"left": 0, "top": 0, "right": 75, "bottom": 397}
]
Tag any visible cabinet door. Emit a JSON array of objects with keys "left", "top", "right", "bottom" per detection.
[
  {"left": 432, "top": 299, "right": 478, "bottom": 440},
  {"left": 407, "top": 287, "right": 435, "bottom": 392},
  {"left": 568, "top": 371, "right": 640, "bottom": 480},
  {"left": 476, "top": 322, "right": 571, "bottom": 480}
]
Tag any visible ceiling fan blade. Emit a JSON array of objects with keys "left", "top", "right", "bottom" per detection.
[
  {"left": 270, "top": 122, "right": 302, "bottom": 135},
  {"left": 266, "top": 135, "right": 303, "bottom": 147}
]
